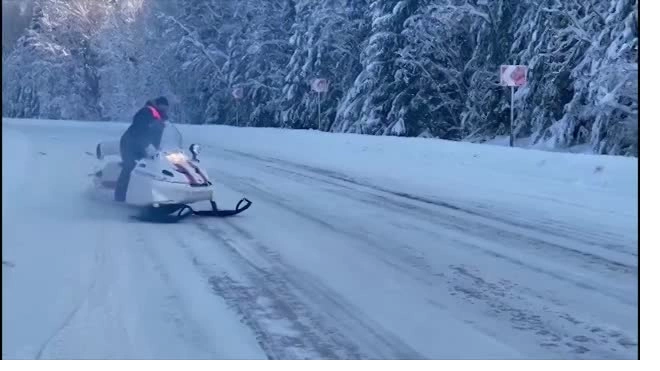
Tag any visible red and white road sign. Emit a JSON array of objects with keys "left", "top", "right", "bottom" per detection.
[
  {"left": 231, "top": 87, "right": 244, "bottom": 99},
  {"left": 311, "top": 78, "right": 329, "bottom": 93},
  {"left": 500, "top": 65, "right": 528, "bottom": 87}
]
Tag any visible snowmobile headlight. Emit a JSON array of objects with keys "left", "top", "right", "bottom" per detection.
[{"left": 165, "top": 152, "right": 188, "bottom": 164}]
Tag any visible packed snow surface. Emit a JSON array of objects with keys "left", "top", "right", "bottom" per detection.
[{"left": 2, "top": 118, "right": 638, "bottom": 359}]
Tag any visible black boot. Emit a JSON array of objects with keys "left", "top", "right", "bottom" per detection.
[{"left": 114, "top": 160, "right": 136, "bottom": 202}]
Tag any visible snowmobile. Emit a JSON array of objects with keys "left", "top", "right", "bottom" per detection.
[{"left": 91, "top": 123, "right": 252, "bottom": 223}]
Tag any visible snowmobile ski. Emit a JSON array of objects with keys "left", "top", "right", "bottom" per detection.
[{"left": 132, "top": 198, "right": 252, "bottom": 223}]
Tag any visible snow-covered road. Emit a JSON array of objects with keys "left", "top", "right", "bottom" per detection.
[{"left": 2, "top": 119, "right": 638, "bottom": 359}]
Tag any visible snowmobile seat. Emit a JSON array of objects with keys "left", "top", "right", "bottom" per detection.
[{"left": 96, "top": 140, "right": 120, "bottom": 160}]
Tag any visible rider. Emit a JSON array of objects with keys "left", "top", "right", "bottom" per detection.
[{"left": 114, "top": 96, "right": 170, "bottom": 202}]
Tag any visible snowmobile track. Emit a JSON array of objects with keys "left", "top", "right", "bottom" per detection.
[
  {"left": 222, "top": 148, "right": 635, "bottom": 254},
  {"left": 189, "top": 220, "right": 423, "bottom": 359},
  {"left": 221, "top": 150, "right": 636, "bottom": 280},
  {"left": 204, "top": 149, "right": 637, "bottom": 359},
  {"left": 446, "top": 264, "right": 637, "bottom": 358},
  {"left": 212, "top": 167, "right": 636, "bottom": 358}
]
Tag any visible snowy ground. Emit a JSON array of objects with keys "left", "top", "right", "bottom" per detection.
[
  {"left": 2, "top": 118, "right": 638, "bottom": 359},
  {"left": 476, "top": 135, "right": 594, "bottom": 154}
]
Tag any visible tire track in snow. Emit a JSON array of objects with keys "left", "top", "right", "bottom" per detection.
[
  {"left": 34, "top": 236, "right": 107, "bottom": 359},
  {"left": 223, "top": 149, "right": 636, "bottom": 262},
  {"left": 221, "top": 220, "right": 424, "bottom": 359},
  {"left": 208, "top": 149, "right": 637, "bottom": 359},
  {"left": 214, "top": 168, "right": 636, "bottom": 359},
  {"left": 33, "top": 225, "right": 153, "bottom": 359},
  {"left": 218, "top": 173, "right": 441, "bottom": 287},
  {"left": 221, "top": 150, "right": 636, "bottom": 281},
  {"left": 174, "top": 219, "right": 422, "bottom": 359},
  {"left": 170, "top": 226, "right": 340, "bottom": 359},
  {"left": 445, "top": 264, "right": 637, "bottom": 358}
]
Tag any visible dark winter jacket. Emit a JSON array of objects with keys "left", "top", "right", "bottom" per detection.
[{"left": 120, "top": 102, "right": 167, "bottom": 159}]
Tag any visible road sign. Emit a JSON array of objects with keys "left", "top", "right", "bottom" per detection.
[
  {"left": 231, "top": 87, "right": 244, "bottom": 100},
  {"left": 310, "top": 79, "right": 329, "bottom": 130},
  {"left": 231, "top": 87, "right": 244, "bottom": 126},
  {"left": 311, "top": 78, "right": 329, "bottom": 93},
  {"left": 500, "top": 65, "right": 528, "bottom": 87},
  {"left": 499, "top": 65, "right": 528, "bottom": 147}
]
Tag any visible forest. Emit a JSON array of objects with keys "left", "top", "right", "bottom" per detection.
[{"left": 2, "top": 0, "right": 638, "bottom": 156}]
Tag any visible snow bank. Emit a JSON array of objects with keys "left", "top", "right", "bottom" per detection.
[
  {"left": 180, "top": 125, "right": 635, "bottom": 201},
  {"left": 476, "top": 135, "right": 594, "bottom": 154},
  {"left": 177, "top": 125, "right": 638, "bottom": 253}
]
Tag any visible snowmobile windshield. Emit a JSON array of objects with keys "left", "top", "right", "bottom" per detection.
[{"left": 159, "top": 123, "right": 184, "bottom": 153}]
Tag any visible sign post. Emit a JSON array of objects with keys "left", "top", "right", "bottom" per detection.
[
  {"left": 231, "top": 87, "right": 244, "bottom": 126},
  {"left": 311, "top": 78, "right": 329, "bottom": 131},
  {"left": 499, "top": 65, "right": 528, "bottom": 147}
]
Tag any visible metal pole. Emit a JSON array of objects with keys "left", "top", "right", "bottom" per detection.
[
  {"left": 510, "top": 86, "right": 514, "bottom": 147},
  {"left": 318, "top": 92, "right": 321, "bottom": 131},
  {"left": 236, "top": 105, "right": 239, "bottom": 127}
]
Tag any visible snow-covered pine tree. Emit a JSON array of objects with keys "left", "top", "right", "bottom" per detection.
[
  {"left": 94, "top": 0, "right": 151, "bottom": 121},
  {"left": 3, "top": 0, "right": 121, "bottom": 120},
  {"left": 562, "top": 0, "right": 638, "bottom": 155},
  {"left": 510, "top": 0, "right": 637, "bottom": 155},
  {"left": 2, "top": 0, "right": 34, "bottom": 59},
  {"left": 510, "top": 0, "right": 599, "bottom": 149},
  {"left": 389, "top": 0, "right": 475, "bottom": 139},
  {"left": 432, "top": 0, "right": 517, "bottom": 141},
  {"left": 219, "top": 0, "right": 294, "bottom": 127},
  {"left": 333, "top": 0, "right": 420, "bottom": 135},
  {"left": 157, "top": 0, "right": 234, "bottom": 124},
  {"left": 281, "top": 0, "right": 368, "bottom": 131}
]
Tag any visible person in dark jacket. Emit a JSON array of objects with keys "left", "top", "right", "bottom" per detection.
[{"left": 114, "top": 96, "right": 170, "bottom": 202}]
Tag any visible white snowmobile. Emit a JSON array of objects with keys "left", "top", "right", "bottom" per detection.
[{"left": 91, "top": 123, "right": 251, "bottom": 223}]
